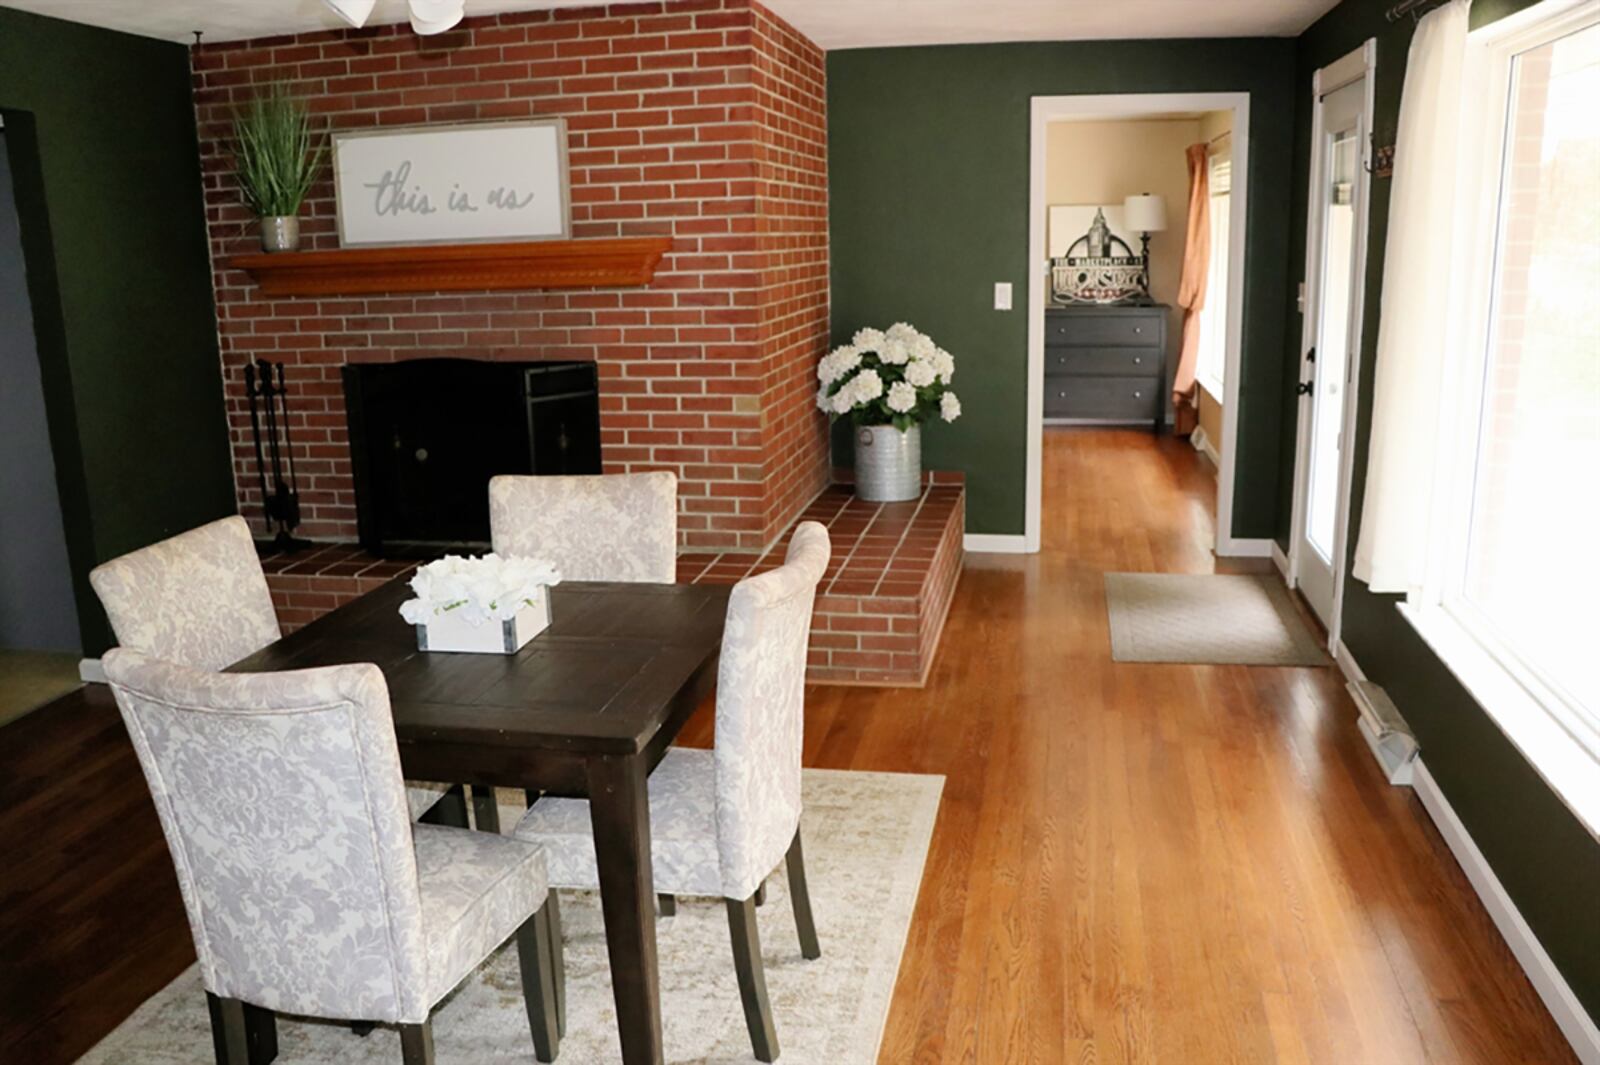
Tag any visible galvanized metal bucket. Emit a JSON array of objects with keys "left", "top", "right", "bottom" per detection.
[
  {"left": 259, "top": 215, "right": 300, "bottom": 253},
  {"left": 854, "top": 423, "right": 921, "bottom": 502}
]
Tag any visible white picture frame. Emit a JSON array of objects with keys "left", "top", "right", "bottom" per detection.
[{"left": 332, "top": 119, "right": 571, "bottom": 247}]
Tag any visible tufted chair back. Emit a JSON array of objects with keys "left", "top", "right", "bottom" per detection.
[
  {"left": 712, "top": 521, "right": 830, "bottom": 900},
  {"left": 90, "top": 515, "right": 280, "bottom": 672},
  {"left": 102, "top": 649, "right": 433, "bottom": 1024},
  {"left": 488, "top": 472, "right": 678, "bottom": 583}
]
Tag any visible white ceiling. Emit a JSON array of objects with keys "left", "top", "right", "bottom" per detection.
[
  {"left": 775, "top": 0, "right": 1340, "bottom": 49},
  {"left": 0, "top": 0, "right": 1340, "bottom": 48}
]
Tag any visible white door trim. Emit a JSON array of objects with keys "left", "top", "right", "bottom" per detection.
[
  {"left": 1287, "top": 40, "right": 1376, "bottom": 649},
  {"left": 1027, "top": 92, "right": 1251, "bottom": 556}
]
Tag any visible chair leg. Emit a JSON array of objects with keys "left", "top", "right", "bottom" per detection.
[
  {"left": 418, "top": 784, "right": 469, "bottom": 828},
  {"left": 241, "top": 1004, "right": 278, "bottom": 1065},
  {"left": 657, "top": 893, "right": 677, "bottom": 916},
  {"left": 546, "top": 891, "right": 566, "bottom": 1038},
  {"left": 516, "top": 902, "right": 561, "bottom": 1062},
  {"left": 205, "top": 994, "right": 277, "bottom": 1065},
  {"left": 753, "top": 882, "right": 767, "bottom": 907},
  {"left": 399, "top": 1022, "right": 435, "bottom": 1065},
  {"left": 785, "top": 828, "right": 821, "bottom": 960},
  {"left": 206, "top": 993, "right": 248, "bottom": 1065},
  {"left": 470, "top": 786, "right": 501, "bottom": 834},
  {"left": 725, "top": 896, "right": 780, "bottom": 1063}
]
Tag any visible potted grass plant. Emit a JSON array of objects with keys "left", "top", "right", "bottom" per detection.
[{"left": 233, "top": 85, "right": 325, "bottom": 253}]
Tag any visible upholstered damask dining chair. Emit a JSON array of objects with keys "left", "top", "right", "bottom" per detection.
[
  {"left": 488, "top": 472, "right": 678, "bottom": 583},
  {"left": 102, "top": 649, "right": 565, "bottom": 1065},
  {"left": 514, "top": 521, "right": 831, "bottom": 1063},
  {"left": 89, "top": 515, "right": 459, "bottom": 824}
]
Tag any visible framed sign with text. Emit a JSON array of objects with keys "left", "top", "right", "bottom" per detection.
[{"left": 332, "top": 119, "right": 571, "bottom": 247}]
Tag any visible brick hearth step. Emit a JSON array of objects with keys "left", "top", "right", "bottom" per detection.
[{"left": 261, "top": 478, "right": 965, "bottom": 688}]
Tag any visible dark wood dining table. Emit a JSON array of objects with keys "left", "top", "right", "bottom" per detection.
[{"left": 230, "top": 575, "right": 731, "bottom": 1065}]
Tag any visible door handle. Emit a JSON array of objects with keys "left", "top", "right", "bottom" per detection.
[{"left": 1296, "top": 381, "right": 1313, "bottom": 396}]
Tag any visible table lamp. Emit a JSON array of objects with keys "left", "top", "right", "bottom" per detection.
[{"left": 1123, "top": 193, "right": 1168, "bottom": 299}]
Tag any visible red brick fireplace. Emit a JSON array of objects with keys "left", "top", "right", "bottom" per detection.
[
  {"left": 193, "top": 0, "right": 829, "bottom": 553},
  {"left": 194, "top": 0, "right": 967, "bottom": 686}
]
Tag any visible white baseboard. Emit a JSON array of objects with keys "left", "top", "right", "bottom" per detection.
[
  {"left": 964, "top": 533, "right": 1030, "bottom": 554},
  {"left": 1412, "top": 760, "right": 1600, "bottom": 1064},
  {"left": 1270, "top": 541, "right": 1292, "bottom": 583},
  {"left": 1333, "top": 639, "right": 1366, "bottom": 685},
  {"left": 1191, "top": 425, "right": 1221, "bottom": 467},
  {"left": 1216, "top": 536, "right": 1273, "bottom": 558}
]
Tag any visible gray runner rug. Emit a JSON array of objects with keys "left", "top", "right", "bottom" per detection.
[{"left": 1104, "top": 573, "right": 1328, "bottom": 666}]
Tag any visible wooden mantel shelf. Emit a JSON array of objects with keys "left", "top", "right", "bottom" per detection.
[{"left": 225, "top": 236, "right": 673, "bottom": 297}]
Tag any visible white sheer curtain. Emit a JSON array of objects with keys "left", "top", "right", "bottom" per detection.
[{"left": 1351, "top": 0, "right": 1471, "bottom": 593}]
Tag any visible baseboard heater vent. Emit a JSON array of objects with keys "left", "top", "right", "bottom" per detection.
[{"left": 1349, "top": 680, "right": 1418, "bottom": 785}]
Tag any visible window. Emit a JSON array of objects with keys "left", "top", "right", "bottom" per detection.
[
  {"left": 1194, "top": 138, "right": 1231, "bottom": 397},
  {"left": 1407, "top": 0, "right": 1600, "bottom": 831}
]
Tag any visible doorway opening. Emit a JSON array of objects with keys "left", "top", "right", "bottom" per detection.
[
  {"left": 0, "top": 113, "right": 84, "bottom": 725},
  {"left": 1026, "top": 92, "right": 1252, "bottom": 555}
]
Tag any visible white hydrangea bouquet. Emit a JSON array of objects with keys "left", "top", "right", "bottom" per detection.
[
  {"left": 815, "top": 321, "right": 961, "bottom": 430},
  {"left": 399, "top": 553, "right": 561, "bottom": 655},
  {"left": 817, "top": 322, "right": 961, "bottom": 501}
]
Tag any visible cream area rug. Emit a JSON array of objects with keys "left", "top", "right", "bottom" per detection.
[
  {"left": 1104, "top": 573, "right": 1328, "bottom": 666},
  {"left": 78, "top": 768, "right": 943, "bottom": 1065}
]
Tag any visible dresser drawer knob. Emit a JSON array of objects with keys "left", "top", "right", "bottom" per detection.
[
  {"left": 1133, "top": 390, "right": 1143, "bottom": 399},
  {"left": 1133, "top": 326, "right": 1143, "bottom": 334},
  {"left": 1058, "top": 390, "right": 1067, "bottom": 398},
  {"left": 1132, "top": 356, "right": 1142, "bottom": 365}
]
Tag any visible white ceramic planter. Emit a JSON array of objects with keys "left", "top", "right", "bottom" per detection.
[{"left": 415, "top": 594, "right": 551, "bottom": 654}]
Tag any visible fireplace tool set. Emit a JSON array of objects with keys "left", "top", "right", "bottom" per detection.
[{"left": 245, "top": 357, "right": 311, "bottom": 552}]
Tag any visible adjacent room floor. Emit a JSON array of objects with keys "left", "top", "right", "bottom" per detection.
[{"left": 0, "top": 428, "right": 1576, "bottom": 1063}]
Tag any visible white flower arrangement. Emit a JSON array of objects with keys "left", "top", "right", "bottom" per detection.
[
  {"left": 815, "top": 322, "right": 961, "bottom": 430},
  {"left": 399, "top": 553, "right": 561, "bottom": 628}
]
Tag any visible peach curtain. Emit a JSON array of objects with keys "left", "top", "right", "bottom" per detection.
[{"left": 1172, "top": 143, "right": 1210, "bottom": 435}]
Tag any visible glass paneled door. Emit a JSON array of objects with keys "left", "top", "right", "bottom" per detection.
[{"left": 1294, "top": 67, "right": 1370, "bottom": 631}]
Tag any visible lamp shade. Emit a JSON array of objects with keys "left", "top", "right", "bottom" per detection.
[
  {"left": 322, "top": 0, "right": 376, "bottom": 28},
  {"left": 1123, "top": 194, "right": 1168, "bottom": 233}
]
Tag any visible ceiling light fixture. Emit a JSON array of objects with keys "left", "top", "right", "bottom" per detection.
[
  {"left": 322, "top": 0, "right": 377, "bottom": 28},
  {"left": 320, "top": 0, "right": 464, "bottom": 36},
  {"left": 408, "top": 0, "right": 467, "bottom": 35}
]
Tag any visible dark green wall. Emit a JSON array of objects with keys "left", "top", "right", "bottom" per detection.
[
  {"left": 0, "top": 8, "right": 235, "bottom": 654},
  {"left": 826, "top": 39, "right": 1297, "bottom": 536},
  {"left": 1284, "top": 0, "right": 1600, "bottom": 1019}
]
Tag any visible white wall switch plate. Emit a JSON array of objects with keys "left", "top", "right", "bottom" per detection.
[{"left": 994, "top": 282, "right": 1013, "bottom": 311}]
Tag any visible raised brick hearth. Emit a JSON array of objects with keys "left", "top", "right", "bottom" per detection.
[
  {"left": 679, "top": 479, "right": 964, "bottom": 685},
  {"left": 259, "top": 478, "right": 965, "bottom": 687},
  {"left": 195, "top": 0, "right": 829, "bottom": 553}
]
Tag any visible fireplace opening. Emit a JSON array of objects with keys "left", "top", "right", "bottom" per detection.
[{"left": 343, "top": 359, "right": 601, "bottom": 556}]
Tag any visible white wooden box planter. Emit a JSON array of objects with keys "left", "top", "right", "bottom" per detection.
[{"left": 415, "top": 595, "right": 551, "bottom": 655}]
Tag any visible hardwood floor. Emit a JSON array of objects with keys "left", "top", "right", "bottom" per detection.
[
  {"left": 0, "top": 428, "right": 1575, "bottom": 1063},
  {"left": 0, "top": 682, "right": 194, "bottom": 1063},
  {"left": 704, "top": 428, "right": 1575, "bottom": 1064}
]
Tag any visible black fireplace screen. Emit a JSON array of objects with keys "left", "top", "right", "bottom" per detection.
[{"left": 343, "top": 359, "right": 601, "bottom": 555}]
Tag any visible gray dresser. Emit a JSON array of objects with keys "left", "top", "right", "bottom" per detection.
[{"left": 1044, "top": 304, "right": 1169, "bottom": 431}]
